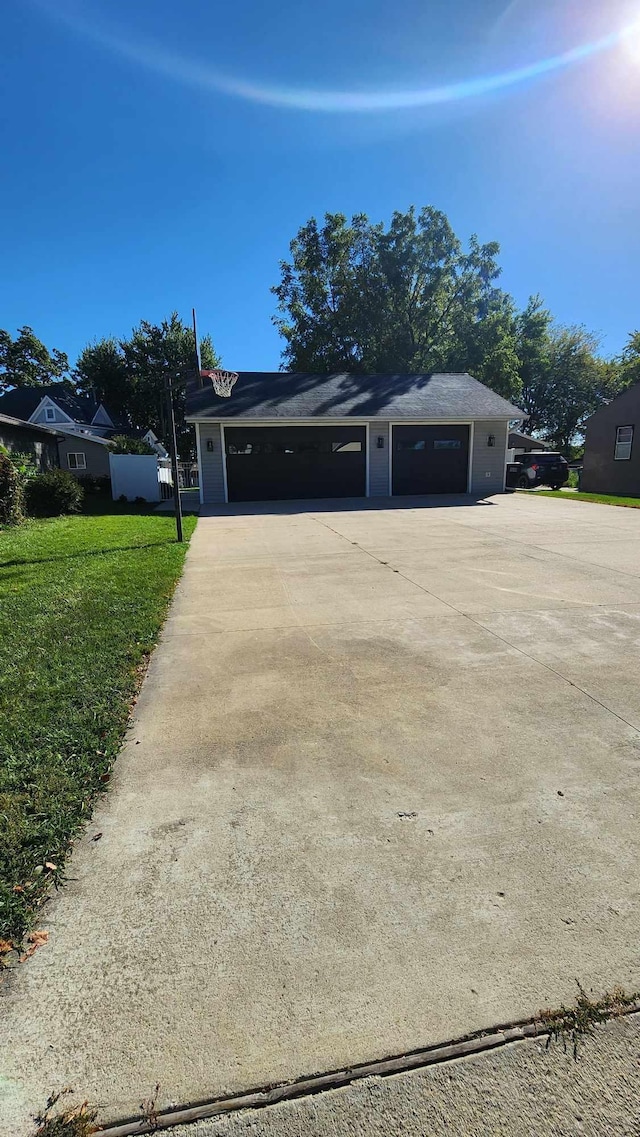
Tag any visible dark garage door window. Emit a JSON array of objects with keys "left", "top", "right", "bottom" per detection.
[
  {"left": 225, "top": 426, "right": 367, "bottom": 502},
  {"left": 393, "top": 425, "right": 469, "bottom": 495}
]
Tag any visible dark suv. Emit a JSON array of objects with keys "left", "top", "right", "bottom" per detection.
[{"left": 506, "top": 452, "right": 569, "bottom": 491}]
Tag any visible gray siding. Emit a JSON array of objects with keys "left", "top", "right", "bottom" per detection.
[
  {"left": 470, "top": 420, "right": 508, "bottom": 495},
  {"left": 0, "top": 422, "right": 59, "bottom": 472},
  {"left": 199, "top": 423, "right": 226, "bottom": 504},
  {"left": 196, "top": 418, "right": 509, "bottom": 504},
  {"left": 369, "top": 422, "right": 390, "bottom": 497},
  {"left": 31, "top": 402, "right": 73, "bottom": 425},
  {"left": 58, "top": 436, "right": 111, "bottom": 478}
]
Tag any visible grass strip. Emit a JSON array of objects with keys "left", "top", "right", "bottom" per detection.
[{"left": 0, "top": 505, "right": 196, "bottom": 944}]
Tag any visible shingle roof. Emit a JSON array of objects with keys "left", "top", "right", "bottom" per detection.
[
  {"left": 0, "top": 384, "right": 127, "bottom": 428},
  {"left": 186, "top": 372, "right": 524, "bottom": 421},
  {"left": 0, "top": 412, "right": 62, "bottom": 438},
  {"left": 509, "top": 430, "right": 547, "bottom": 447}
]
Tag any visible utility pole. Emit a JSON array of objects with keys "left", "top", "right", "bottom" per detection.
[
  {"left": 165, "top": 372, "right": 184, "bottom": 543},
  {"left": 192, "top": 307, "right": 202, "bottom": 382}
]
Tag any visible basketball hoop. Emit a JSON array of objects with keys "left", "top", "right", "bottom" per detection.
[{"left": 201, "top": 369, "right": 238, "bottom": 398}]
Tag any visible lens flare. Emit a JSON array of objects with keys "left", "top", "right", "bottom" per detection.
[{"left": 36, "top": 1, "right": 640, "bottom": 113}]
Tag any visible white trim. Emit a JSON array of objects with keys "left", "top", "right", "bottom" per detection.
[
  {"left": 220, "top": 424, "right": 229, "bottom": 504},
  {"left": 365, "top": 422, "right": 370, "bottom": 497},
  {"left": 389, "top": 421, "right": 473, "bottom": 496},
  {"left": 195, "top": 422, "right": 204, "bottom": 505},
  {"left": 55, "top": 425, "right": 112, "bottom": 446},
  {"left": 67, "top": 451, "right": 87, "bottom": 470},
  {"left": 30, "top": 395, "right": 75, "bottom": 426},
  {"left": 186, "top": 415, "right": 516, "bottom": 426},
  {"left": 614, "top": 425, "right": 634, "bottom": 461},
  {"left": 502, "top": 420, "right": 510, "bottom": 491}
]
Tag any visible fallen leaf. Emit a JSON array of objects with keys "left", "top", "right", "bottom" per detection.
[
  {"left": 20, "top": 930, "right": 49, "bottom": 962},
  {"left": 91, "top": 832, "right": 103, "bottom": 842},
  {"left": 45, "top": 862, "right": 57, "bottom": 871},
  {"left": 12, "top": 884, "right": 24, "bottom": 893},
  {"left": 0, "top": 940, "right": 14, "bottom": 954},
  {"left": 28, "top": 930, "right": 49, "bottom": 948}
]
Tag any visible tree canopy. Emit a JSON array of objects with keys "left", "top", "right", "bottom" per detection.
[
  {"left": 272, "top": 207, "right": 638, "bottom": 449},
  {"left": 0, "top": 326, "right": 70, "bottom": 393},
  {"left": 75, "top": 313, "right": 220, "bottom": 456},
  {"left": 272, "top": 207, "right": 522, "bottom": 400}
]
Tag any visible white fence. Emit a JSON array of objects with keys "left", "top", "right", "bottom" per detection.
[{"left": 109, "top": 454, "right": 161, "bottom": 502}]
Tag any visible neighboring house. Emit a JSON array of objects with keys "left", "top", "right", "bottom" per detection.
[
  {"left": 0, "top": 413, "right": 61, "bottom": 472},
  {"left": 186, "top": 371, "right": 523, "bottom": 504},
  {"left": 55, "top": 427, "right": 113, "bottom": 479},
  {"left": 142, "top": 429, "right": 169, "bottom": 459},
  {"left": 581, "top": 384, "right": 640, "bottom": 497},
  {"left": 508, "top": 430, "right": 549, "bottom": 454},
  {"left": 0, "top": 384, "right": 168, "bottom": 476},
  {"left": 0, "top": 384, "right": 129, "bottom": 438}
]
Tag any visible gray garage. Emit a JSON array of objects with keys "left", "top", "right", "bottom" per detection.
[{"left": 186, "top": 371, "right": 523, "bottom": 505}]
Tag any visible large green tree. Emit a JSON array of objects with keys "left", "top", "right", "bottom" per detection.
[
  {"left": 0, "top": 326, "right": 70, "bottom": 392},
  {"left": 617, "top": 330, "right": 640, "bottom": 391},
  {"left": 75, "top": 313, "right": 220, "bottom": 455},
  {"left": 542, "top": 327, "right": 617, "bottom": 453},
  {"left": 272, "top": 206, "right": 523, "bottom": 402}
]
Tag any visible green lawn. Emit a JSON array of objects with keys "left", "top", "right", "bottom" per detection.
[
  {"left": 530, "top": 491, "right": 640, "bottom": 508},
  {"left": 0, "top": 506, "right": 196, "bottom": 945}
]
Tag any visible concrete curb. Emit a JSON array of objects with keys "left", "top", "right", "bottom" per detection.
[{"left": 94, "top": 1005, "right": 640, "bottom": 1136}]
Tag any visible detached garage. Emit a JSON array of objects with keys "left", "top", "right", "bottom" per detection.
[{"left": 186, "top": 371, "right": 523, "bottom": 505}]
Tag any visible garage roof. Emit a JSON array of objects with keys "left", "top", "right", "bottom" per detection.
[{"left": 186, "top": 371, "right": 524, "bottom": 421}]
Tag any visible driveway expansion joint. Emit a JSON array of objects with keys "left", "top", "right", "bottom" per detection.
[{"left": 84, "top": 1003, "right": 640, "bottom": 1137}]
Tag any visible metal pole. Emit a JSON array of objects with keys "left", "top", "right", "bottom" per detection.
[
  {"left": 166, "top": 372, "right": 184, "bottom": 543},
  {"left": 193, "top": 307, "right": 202, "bottom": 384}
]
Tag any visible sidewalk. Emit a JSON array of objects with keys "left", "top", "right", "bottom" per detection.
[{"left": 169, "top": 1012, "right": 640, "bottom": 1137}]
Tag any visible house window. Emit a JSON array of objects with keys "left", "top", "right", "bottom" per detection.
[
  {"left": 45, "top": 406, "right": 56, "bottom": 421},
  {"left": 614, "top": 426, "right": 634, "bottom": 461},
  {"left": 67, "top": 452, "right": 86, "bottom": 470},
  {"left": 433, "top": 440, "right": 462, "bottom": 450},
  {"left": 331, "top": 441, "right": 363, "bottom": 452},
  {"left": 397, "top": 439, "right": 426, "bottom": 451}
]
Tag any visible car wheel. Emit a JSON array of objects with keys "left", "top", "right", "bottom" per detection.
[
  {"left": 517, "top": 475, "right": 530, "bottom": 489},
  {"left": 551, "top": 483, "right": 562, "bottom": 491}
]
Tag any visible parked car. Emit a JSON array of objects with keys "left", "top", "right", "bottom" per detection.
[{"left": 506, "top": 452, "right": 569, "bottom": 491}]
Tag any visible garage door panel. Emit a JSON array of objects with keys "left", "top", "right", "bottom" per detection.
[
  {"left": 225, "top": 426, "right": 366, "bottom": 502},
  {"left": 393, "top": 425, "right": 469, "bottom": 495}
]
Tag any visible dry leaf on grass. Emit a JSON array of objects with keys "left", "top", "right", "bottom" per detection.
[
  {"left": 0, "top": 939, "right": 14, "bottom": 954},
  {"left": 45, "top": 862, "right": 57, "bottom": 871}
]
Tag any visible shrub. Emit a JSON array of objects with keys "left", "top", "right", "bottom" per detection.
[
  {"left": 77, "top": 474, "right": 111, "bottom": 495},
  {"left": 0, "top": 451, "right": 24, "bottom": 526},
  {"left": 25, "top": 469, "right": 85, "bottom": 517},
  {"left": 110, "top": 434, "right": 156, "bottom": 455},
  {"left": 5, "top": 450, "right": 39, "bottom": 480}
]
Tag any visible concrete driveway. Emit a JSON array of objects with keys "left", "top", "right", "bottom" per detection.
[{"left": 2, "top": 493, "right": 640, "bottom": 1134}]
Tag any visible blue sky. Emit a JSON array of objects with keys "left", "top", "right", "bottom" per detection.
[{"left": 2, "top": 0, "right": 640, "bottom": 370}]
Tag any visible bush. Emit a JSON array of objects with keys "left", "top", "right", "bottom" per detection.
[
  {"left": 4, "top": 450, "right": 39, "bottom": 480},
  {"left": 110, "top": 434, "right": 156, "bottom": 455},
  {"left": 77, "top": 474, "right": 111, "bottom": 495},
  {"left": 0, "top": 451, "right": 24, "bottom": 526},
  {"left": 25, "top": 469, "right": 85, "bottom": 517}
]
